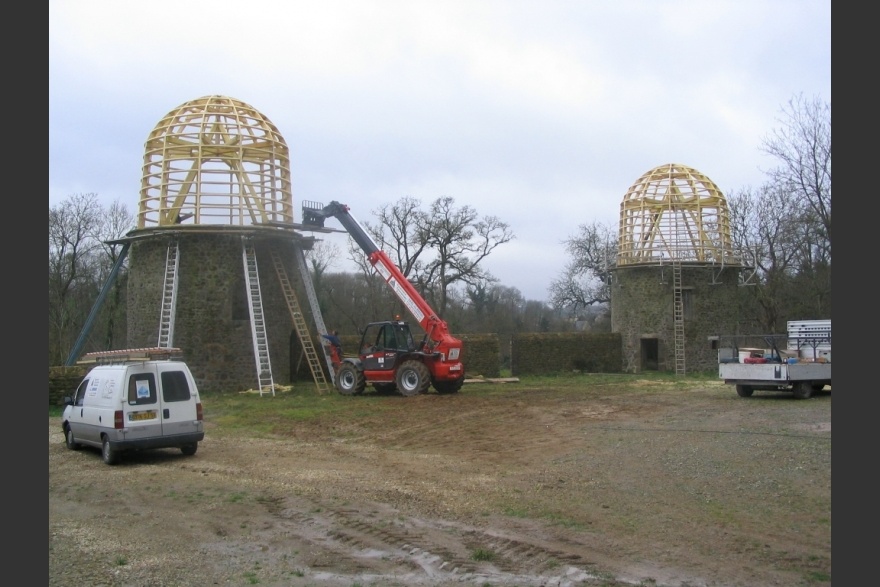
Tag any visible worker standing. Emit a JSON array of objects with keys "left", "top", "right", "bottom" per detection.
[{"left": 322, "top": 330, "right": 343, "bottom": 360}]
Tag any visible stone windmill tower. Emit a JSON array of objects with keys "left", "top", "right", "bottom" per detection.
[
  {"left": 610, "top": 163, "right": 746, "bottom": 374},
  {"left": 123, "top": 95, "right": 333, "bottom": 394}
]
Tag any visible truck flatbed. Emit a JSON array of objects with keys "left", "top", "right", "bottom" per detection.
[
  {"left": 719, "top": 361, "right": 831, "bottom": 398},
  {"left": 714, "top": 320, "right": 831, "bottom": 399}
]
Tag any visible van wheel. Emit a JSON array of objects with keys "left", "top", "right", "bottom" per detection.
[
  {"left": 64, "top": 427, "right": 81, "bottom": 450},
  {"left": 180, "top": 443, "right": 198, "bottom": 456},
  {"left": 101, "top": 437, "right": 119, "bottom": 465}
]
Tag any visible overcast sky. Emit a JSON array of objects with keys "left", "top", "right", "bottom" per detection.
[{"left": 49, "top": 0, "right": 830, "bottom": 302}]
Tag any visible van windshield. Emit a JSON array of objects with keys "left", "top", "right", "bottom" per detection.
[{"left": 74, "top": 378, "right": 89, "bottom": 406}]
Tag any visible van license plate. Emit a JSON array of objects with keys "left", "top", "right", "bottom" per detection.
[{"left": 129, "top": 411, "right": 156, "bottom": 422}]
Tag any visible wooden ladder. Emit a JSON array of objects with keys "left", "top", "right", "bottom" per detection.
[
  {"left": 270, "top": 243, "right": 331, "bottom": 394},
  {"left": 672, "top": 261, "right": 686, "bottom": 375}
]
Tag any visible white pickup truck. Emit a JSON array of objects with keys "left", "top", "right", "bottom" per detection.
[{"left": 714, "top": 320, "right": 831, "bottom": 400}]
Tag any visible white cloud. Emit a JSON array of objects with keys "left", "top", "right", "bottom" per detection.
[{"left": 49, "top": 0, "right": 830, "bottom": 302}]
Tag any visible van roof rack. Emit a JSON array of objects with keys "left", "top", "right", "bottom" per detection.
[{"left": 78, "top": 347, "right": 184, "bottom": 365}]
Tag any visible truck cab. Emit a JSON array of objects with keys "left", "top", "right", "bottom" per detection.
[{"left": 358, "top": 321, "right": 416, "bottom": 368}]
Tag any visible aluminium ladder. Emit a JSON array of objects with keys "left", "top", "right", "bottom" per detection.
[
  {"left": 269, "top": 242, "right": 332, "bottom": 394},
  {"left": 158, "top": 240, "right": 180, "bottom": 348},
  {"left": 672, "top": 261, "right": 686, "bottom": 375},
  {"left": 242, "top": 237, "right": 275, "bottom": 396},
  {"left": 292, "top": 242, "right": 335, "bottom": 381}
]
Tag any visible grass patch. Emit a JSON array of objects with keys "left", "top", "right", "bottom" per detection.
[
  {"left": 228, "top": 492, "right": 247, "bottom": 503},
  {"left": 200, "top": 390, "right": 399, "bottom": 438},
  {"left": 543, "top": 511, "right": 587, "bottom": 530},
  {"left": 471, "top": 548, "right": 496, "bottom": 561},
  {"left": 501, "top": 506, "right": 529, "bottom": 518},
  {"left": 805, "top": 570, "right": 831, "bottom": 582}
]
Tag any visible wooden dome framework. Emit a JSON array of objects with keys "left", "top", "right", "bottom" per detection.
[
  {"left": 139, "top": 95, "right": 293, "bottom": 228},
  {"left": 617, "top": 163, "right": 739, "bottom": 267}
]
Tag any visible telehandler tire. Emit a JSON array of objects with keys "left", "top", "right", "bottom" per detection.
[
  {"left": 336, "top": 363, "right": 366, "bottom": 395},
  {"left": 396, "top": 361, "right": 431, "bottom": 396}
]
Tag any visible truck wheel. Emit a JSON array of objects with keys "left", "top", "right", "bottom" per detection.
[
  {"left": 65, "top": 426, "right": 81, "bottom": 450},
  {"left": 735, "top": 384, "right": 754, "bottom": 398},
  {"left": 433, "top": 378, "right": 464, "bottom": 394},
  {"left": 102, "top": 437, "right": 119, "bottom": 465},
  {"left": 396, "top": 361, "right": 431, "bottom": 396},
  {"left": 792, "top": 381, "right": 813, "bottom": 400},
  {"left": 336, "top": 363, "right": 365, "bottom": 395},
  {"left": 180, "top": 443, "right": 198, "bottom": 456}
]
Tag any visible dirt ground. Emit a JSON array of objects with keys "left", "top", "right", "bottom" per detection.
[{"left": 49, "top": 379, "right": 831, "bottom": 587}]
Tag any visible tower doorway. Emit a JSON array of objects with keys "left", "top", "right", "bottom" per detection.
[{"left": 641, "top": 337, "right": 659, "bottom": 371}]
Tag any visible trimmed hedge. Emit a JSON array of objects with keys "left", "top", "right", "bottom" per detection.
[
  {"left": 49, "top": 365, "right": 87, "bottom": 406},
  {"left": 458, "top": 333, "right": 500, "bottom": 378},
  {"left": 510, "top": 332, "right": 623, "bottom": 376}
]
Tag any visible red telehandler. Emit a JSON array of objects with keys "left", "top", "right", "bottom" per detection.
[{"left": 303, "top": 201, "right": 465, "bottom": 396}]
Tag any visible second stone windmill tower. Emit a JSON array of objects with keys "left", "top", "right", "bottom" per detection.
[
  {"left": 610, "top": 163, "right": 748, "bottom": 374},
  {"left": 123, "top": 95, "right": 334, "bottom": 394}
]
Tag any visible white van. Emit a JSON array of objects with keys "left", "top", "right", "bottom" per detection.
[{"left": 62, "top": 348, "right": 205, "bottom": 465}]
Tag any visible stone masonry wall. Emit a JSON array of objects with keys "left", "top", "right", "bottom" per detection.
[
  {"left": 611, "top": 264, "right": 743, "bottom": 373},
  {"left": 127, "top": 233, "right": 298, "bottom": 393}
]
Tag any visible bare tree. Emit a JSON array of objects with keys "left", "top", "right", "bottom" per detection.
[
  {"left": 548, "top": 220, "right": 616, "bottom": 318},
  {"left": 762, "top": 93, "right": 831, "bottom": 246},
  {"left": 723, "top": 94, "right": 832, "bottom": 330},
  {"left": 304, "top": 238, "right": 342, "bottom": 276},
  {"left": 94, "top": 199, "right": 135, "bottom": 350},
  {"left": 302, "top": 238, "right": 343, "bottom": 320},
  {"left": 349, "top": 196, "right": 514, "bottom": 319},
  {"left": 49, "top": 194, "right": 138, "bottom": 364},
  {"left": 465, "top": 283, "right": 524, "bottom": 333},
  {"left": 420, "top": 196, "right": 514, "bottom": 315},
  {"left": 370, "top": 196, "right": 431, "bottom": 278},
  {"left": 317, "top": 271, "right": 392, "bottom": 334},
  {"left": 48, "top": 193, "right": 103, "bottom": 364},
  {"left": 728, "top": 185, "right": 806, "bottom": 331}
]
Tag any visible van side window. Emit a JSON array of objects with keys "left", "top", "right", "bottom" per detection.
[
  {"left": 161, "top": 371, "right": 192, "bottom": 402},
  {"left": 74, "top": 378, "right": 89, "bottom": 407},
  {"left": 127, "top": 373, "right": 157, "bottom": 405}
]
